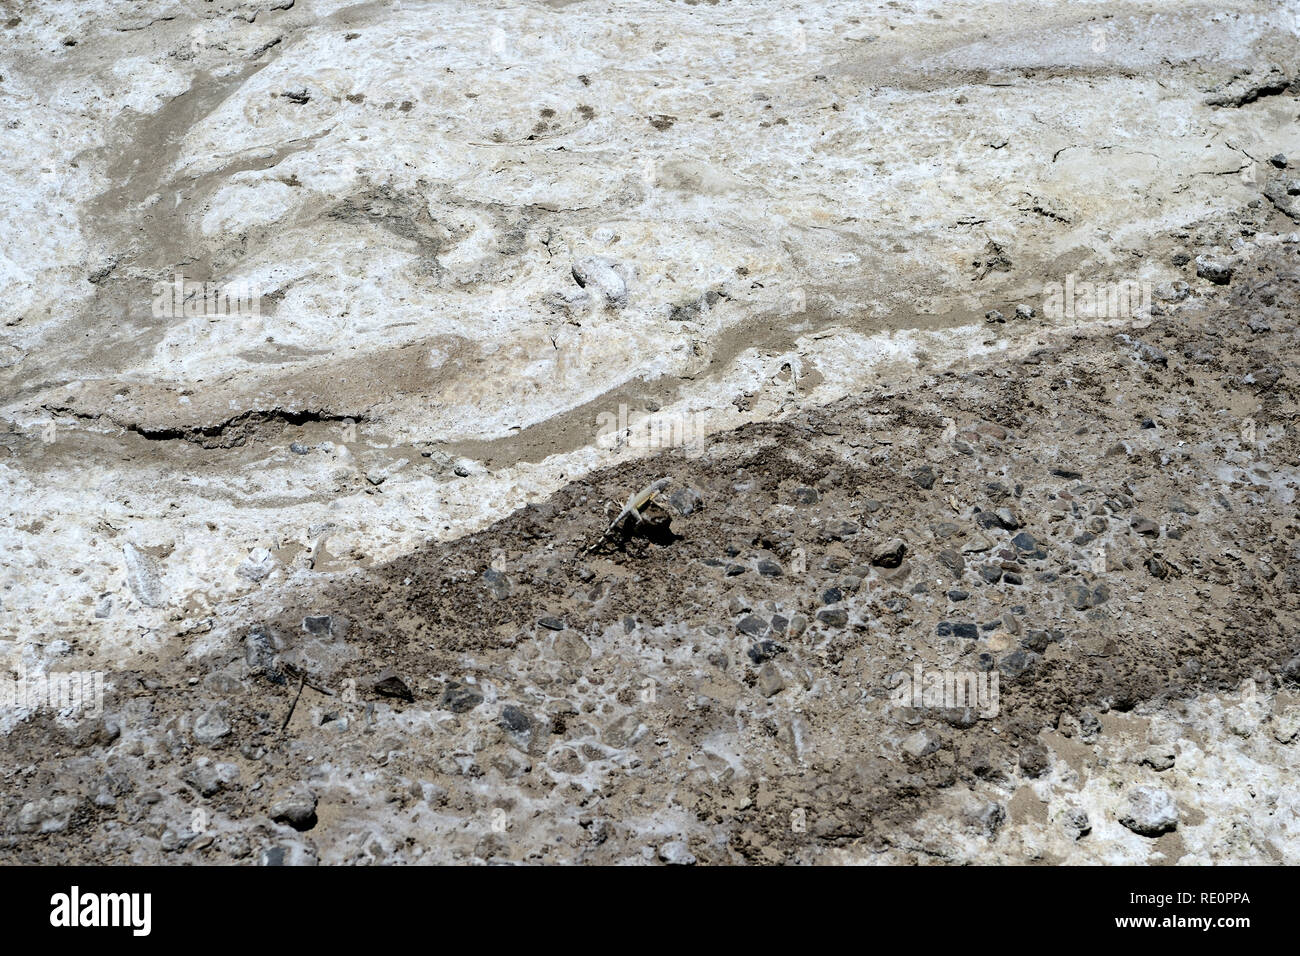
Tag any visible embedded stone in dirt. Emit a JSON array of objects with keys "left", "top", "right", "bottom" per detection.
[
  {"left": 872, "top": 538, "right": 907, "bottom": 568},
  {"left": 373, "top": 671, "right": 415, "bottom": 702},
  {"left": 269, "top": 787, "right": 318, "bottom": 832},
  {"left": 1119, "top": 787, "right": 1178, "bottom": 836}
]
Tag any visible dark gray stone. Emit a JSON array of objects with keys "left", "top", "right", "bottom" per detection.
[{"left": 441, "top": 681, "right": 484, "bottom": 713}]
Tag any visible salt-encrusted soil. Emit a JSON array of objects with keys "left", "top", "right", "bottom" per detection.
[
  {"left": 0, "top": 0, "right": 1298, "bottom": 864},
  {"left": 3, "top": 234, "right": 1297, "bottom": 864}
]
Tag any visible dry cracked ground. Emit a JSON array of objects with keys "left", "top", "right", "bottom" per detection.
[{"left": 0, "top": 0, "right": 1299, "bottom": 864}]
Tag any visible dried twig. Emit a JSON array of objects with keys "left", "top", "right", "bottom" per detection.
[{"left": 280, "top": 672, "right": 307, "bottom": 734}]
